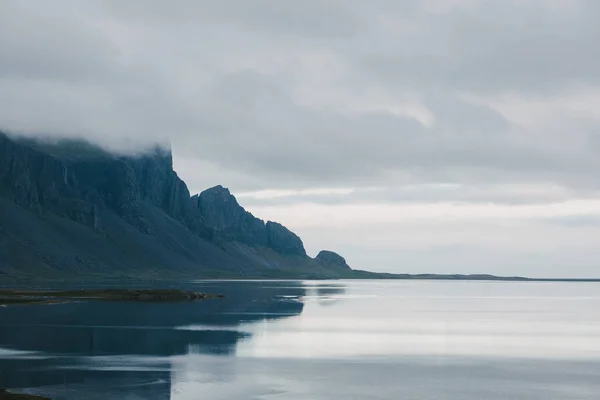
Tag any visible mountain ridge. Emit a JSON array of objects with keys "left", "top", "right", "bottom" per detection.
[
  {"left": 0, "top": 131, "right": 352, "bottom": 279},
  {"left": 3, "top": 132, "right": 582, "bottom": 282}
]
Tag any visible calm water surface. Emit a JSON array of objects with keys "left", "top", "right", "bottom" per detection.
[{"left": 1, "top": 280, "right": 599, "bottom": 399}]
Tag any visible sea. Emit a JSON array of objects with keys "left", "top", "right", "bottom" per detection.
[{"left": 0, "top": 280, "right": 599, "bottom": 399}]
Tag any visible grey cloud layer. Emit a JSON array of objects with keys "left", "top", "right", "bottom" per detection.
[{"left": 2, "top": 0, "right": 600, "bottom": 193}]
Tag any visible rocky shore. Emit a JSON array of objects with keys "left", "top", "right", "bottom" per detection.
[
  {"left": 0, "top": 390, "right": 50, "bottom": 400},
  {"left": 0, "top": 288, "right": 224, "bottom": 306}
]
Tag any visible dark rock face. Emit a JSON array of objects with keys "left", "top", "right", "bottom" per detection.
[
  {"left": 127, "top": 149, "right": 213, "bottom": 239},
  {"left": 196, "top": 185, "right": 269, "bottom": 247},
  {"left": 315, "top": 250, "right": 352, "bottom": 270},
  {"left": 196, "top": 187, "right": 307, "bottom": 256},
  {"left": 0, "top": 132, "right": 213, "bottom": 239},
  {"left": 0, "top": 133, "right": 104, "bottom": 229},
  {"left": 266, "top": 221, "right": 306, "bottom": 256}
]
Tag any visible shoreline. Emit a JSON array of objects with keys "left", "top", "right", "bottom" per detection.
[
  {"left": 1, "top": 276, "right": 600, "bottom": 286},
  {"left": 0, "top": 390, "right": 50, "bottom": 400},
  {"left": 0, "top": 289, "right": 224, "bottom": 307}
]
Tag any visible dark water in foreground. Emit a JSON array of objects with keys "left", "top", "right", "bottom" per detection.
[{"left": 0, "top": 280, "right": 599, "bottom": 399}]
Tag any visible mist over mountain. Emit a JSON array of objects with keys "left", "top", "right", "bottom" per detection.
[{"left": 0, "top": 131, "right": 352, "bottom": 279}]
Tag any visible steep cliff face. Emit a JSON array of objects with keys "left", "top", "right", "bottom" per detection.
[
  {"left": 196, "top": 185, "right": 267, "bottom": 246},
  {"left": 0, "top": 133, "right": 103, "bottom": 229},
  {"left": 0, "top": 131, "right": 352, "bottom": 279},
  {"left": 0, "top": 132, "right": 234, "bottom": 278},
  {"left": 127, "top": 149, "right": 213, "bottom": 240},
  {"left": 0, "top": 133, "right": 213, "bottom": 239},
  {"left": 196, "top": 186, "right": 307, "bottom": 257}
]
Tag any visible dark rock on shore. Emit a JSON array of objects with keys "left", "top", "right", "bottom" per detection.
[
  {"left": 0, "top": 389, "right": 50, "bottom": 400},
  {"left": 0, "top": 289, "right": 224, "bottom": 306}
]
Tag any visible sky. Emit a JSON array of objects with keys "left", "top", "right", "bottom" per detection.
[{"left": 1, "top": 0, "right": 600, "bottom": 278}]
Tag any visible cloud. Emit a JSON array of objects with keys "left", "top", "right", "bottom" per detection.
[
  {"left": 235, "top": 183, "right": 594, "bottom": 207},
  {"left": 1, "top": 0, "right": 600, "bottom": 276},
  {"left": 247, "top": 199, "right": 600, "bottom": 229},
  {"left": 355, "top": 0, "right": 600, "bottom": 94}
]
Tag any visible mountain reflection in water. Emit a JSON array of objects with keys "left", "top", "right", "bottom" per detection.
[{"left": 0, "top": 281, "right": 313, "bottom": 399}]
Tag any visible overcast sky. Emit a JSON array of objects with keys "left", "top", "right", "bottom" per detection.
[{"left": 2, "top": 0, "right": 600, "bottom": 277}]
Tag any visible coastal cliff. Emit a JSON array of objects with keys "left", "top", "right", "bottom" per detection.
[{"left": 0, "top": 132, "right": 351, "bottom": 279}]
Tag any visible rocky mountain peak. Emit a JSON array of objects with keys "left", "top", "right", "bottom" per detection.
[
  {"left": 202, "top": 185, "right": 230, "bottom": 195},
  {"left": 196, "top": 185, "right": 268, "bottom": 246},
  {"left": 196, "top": 187, "right": 306, "bottom": 256},
  {"left": 315, "top": 250, "right": 352, "bottom": 270}
]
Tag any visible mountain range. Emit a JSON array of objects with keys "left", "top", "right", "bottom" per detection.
[
  {"left": 2, "top": 131, "right": 561, "bottom": 282},
  {"left": 0, "top": 131, "right": 358, "bottom": 280}
]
